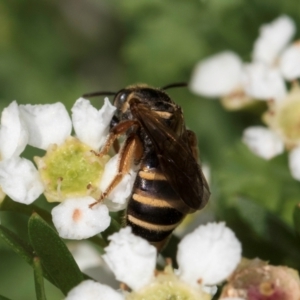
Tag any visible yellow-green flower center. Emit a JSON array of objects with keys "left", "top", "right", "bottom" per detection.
[
  {"left": 127, "top": 268, "right": 211, "bottom": 300},
  {"left": 277, "top": 98, "right": 300, "bottom": 143},
  {"left": 34, "top": 137, "right": 109, "bottom": 202}
]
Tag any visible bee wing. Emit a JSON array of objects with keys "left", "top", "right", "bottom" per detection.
[{"left": 131, "top": 102, "right": 210, "bottom": 210}]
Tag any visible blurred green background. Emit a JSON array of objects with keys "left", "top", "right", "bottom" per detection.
[{"left": 1, "top": 0, "right": 300, "bottom": 299}]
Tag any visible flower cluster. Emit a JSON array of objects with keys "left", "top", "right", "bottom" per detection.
[
  {"left": 0, "top": 98, "right": 137, "bottom": 239},
  {"left": 66, "top": 223, "right": 300, "bottom": 300},
  {"left": 190, "top": 15, "right": 299, "bottom": 108},
  {"left": 66, "top": 222, "right": 242, "bottom": 300},
  {"left": 190, "top": 15, "right": 300, "bottom": 181}
]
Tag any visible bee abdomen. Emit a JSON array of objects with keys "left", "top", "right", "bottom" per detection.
[
  {"left": 126, "top": 208, "right": 183, "bottom": 242},
  {"left": 126, "top": 171, "right": 184, "bottom": 243},
  {"left": 129, "top": 193, "right": 184, "bottom": 225}
]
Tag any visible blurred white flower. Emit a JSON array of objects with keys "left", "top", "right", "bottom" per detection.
[
  {"left": 65, "top": 280, "right": 124, "bottom": 300},
  {"left": 103, "top": 223, "right": 241, "bottom": 299},
  {"left": 0, "top": 101, "right": 44, "bottom": 204},
  {"left": 190, "top": 51, "right": 244, "bottom": 98},
  {"left": 242, "top": 126, "right": 284, "bottom": 160},
  {"left": 243, "top": 84, "right": 300, "bottom": 181},
  {"left": 253, "top": 15, "right": 296, "bottom": 65},
  {"left": 279, "top": 42, "right": 300, "bottom": 80},
  {"left": 241, "top": 63, "right": 287, "bottom": 101},
  {"left": 191, "top": 15, "right": 300, "bottom": 105},
  {"left": 289, "top": 147, "right": 300, "bottom": 181}
]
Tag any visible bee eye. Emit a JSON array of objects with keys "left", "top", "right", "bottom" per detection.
[
  {"left": 114, "top": 92, "right": 128, "bottom": 107},
  {"left": 119, "top": 93, "right": 127, "bottom": 103}
]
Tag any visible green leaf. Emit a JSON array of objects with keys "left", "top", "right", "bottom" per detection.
[
  {"left": 293, "top": 203, "right": 300, "bottom": 238},
  {"left": 33, "top": 257, "right": 47, "bottom": 300},
  {"left": 0, "top": 197, "right": 52, "bottom": 224},
  {"left": 28, "top": 213, "right": 83, "bottom": 295},
  {"left": 220, "top": 196, "right": 300, "bottom": 268},
  {"left": 0, "top": 224, "right": 34, "bottom": 265},
  {"left": 0, "top": 224, "right": 58, "bottom": 287}
]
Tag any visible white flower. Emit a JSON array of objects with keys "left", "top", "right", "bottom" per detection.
[
  {"left": 0, "top": 101, "right": 44, "bottom": 204},
  {"left": 242, "top": 126, "right": 284, "bottom": 160},
  {"left": 0, "top": 157, "right": 44, "bottom": 204},
  {"left": 241, "top": 63, "right": 287, "bottom": 101},
  {"left": 65, "top": 280, "right": 124, "bottom": 300},
  {"left": 71, "top": 98, "right": 116, "bottom": 150},
  {"left": 245, "top": 15, "right": 298, "bottom": 100},
  {"left": 252, "top": 15, "right": 296, "bottom": 65},
  {"left": 176, "top": 222, "right": 242, "bottom": 288},
  {"left": 190, "top": 51, "right": 244, "bottom": 98},
  {"left": 19, "top": 102, "right": 72, "bottom": 150},
  {"left": 279, "top": 42, "right": 300, "bottom": 80},
  {"left": 190, "top": 15, "right": 300, "bottom": 104},
  {"left": 103, "top": 227, "right": 157, "bottom": 291},
  {"left": 103, "top": 223, "right": 241, "bottom": 297},
  {"left": 20, "top": 97, "right": 115, "bottom": 151},
  {"left": 0, "top": 101, "right": 28, "bottom": 160},
  {"left": 0, "top": 97, "right": 137, "bottom": 239},
  {"left": 20, "top": 97, "right": 137, "bottom": 239},
  {"left": 51, "top": 196, "right": 111, "bottom": 239},
  {"left": 288, "top": 147, "right": 300, "bottom": 181},
  {"left": 242, "top": 84, "right": 300, "bottom": 181}
]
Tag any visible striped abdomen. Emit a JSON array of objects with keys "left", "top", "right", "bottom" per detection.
[{"left": 126, "top": 150, "right": 186, "bottom": 250}]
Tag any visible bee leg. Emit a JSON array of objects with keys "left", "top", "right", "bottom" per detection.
[
  {"left": 113, "top": 139, "right": 120, "bottom": 153},
  {"left": 98, "top": 133, "right": 143, "bottom": 201},
  {"left": 94, "top": 120, "right": 139, "bottom": 157}
]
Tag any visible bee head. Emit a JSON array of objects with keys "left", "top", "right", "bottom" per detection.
[{"left": 113, "top": 85, "right": 173, "bottom": 119}]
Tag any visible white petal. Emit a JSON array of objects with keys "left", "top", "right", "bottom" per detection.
[
  {"left": 279, "top": 42, "right": 300, "bottom": 80},
  {"left": 19, "top": 103, "right": 72, "bottom": 150},
  {"left": 103, "top": 227, "right": 156, "bottom": 291},
  {"left": 100, "top": 154, "right": 137, "bottom": 211},
  {"left": 242, "top": 126, "right": 284, "bottom": 160},
  {"left": 51, "top": 197, "right": 111, "bottom": 239},
  {"left": 177, "top": 222, "right": 242, "bottom": 287},
  {"left": 242, "top": 63, "right": 286, "bottom": 101},
  {"left": 190, "top": 51, "right": 243, "bottom": 97},
  {"left": 65, "top": 280, "right": 124, "bottom": 300},
  {"left": 288, "top": 146, "right": 300, "bottom": 181},
  {"left": 0, "top": 101, "right": 28, "bottom": 160},
  {"left": 72, "top": 97, "right": 116, "bottom": 150},
  {"left": 253, "top": 15, "right": 296, "bottom": 65},
  {"left": 0, "top": 157, "right": 44, "bottom": 204}
]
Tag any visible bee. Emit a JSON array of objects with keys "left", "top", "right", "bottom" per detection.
[{"left": 83, "top": 83, "right": 210, "bottom": 251}]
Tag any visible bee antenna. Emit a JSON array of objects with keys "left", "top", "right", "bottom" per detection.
[
  {"left": 161, "top": 82, "right": 187, "bottom": 90},
  {"left": 82, "top": 91, "right": 116, "bottom": 98}
]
